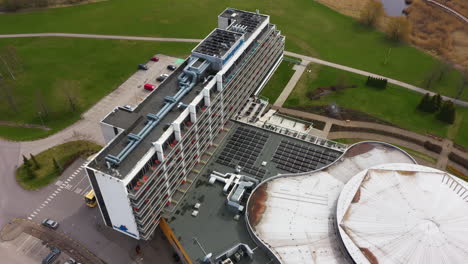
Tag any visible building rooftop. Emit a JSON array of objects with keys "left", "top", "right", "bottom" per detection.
[
  {"left": 193, "top": 29, "right": 243, "bottom": 58},
  {"left": 246, "top": 142, "right": 416, "bottom": 264},
  {"left": 220, "top": 8, "right": 268, "bottom": 38},
  {"left": 89, "top": 60, "right": 213, "bottom": 178},
  {"left": 337, "top": 163, "right": 468, "bottom": 264},
  {"left": 166, "top": 122, "right": 345, "bottom": 263}
]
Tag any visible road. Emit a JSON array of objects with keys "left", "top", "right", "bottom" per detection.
[{"left": 0, "top": 33, "right": 466, "bottom": 107}]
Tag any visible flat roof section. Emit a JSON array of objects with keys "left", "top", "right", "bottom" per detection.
[
  {"left": 167, "top": 122, "right": 345, "bottom": 263},
  {"left": 193, "top": 29, "right": 243, "bottom": 58},
  {"left": 212, "top": 122, "right": 343, "bottom": 181},
  {"left": 90, "top": 59, "right": 208, "bottom": 178},
  {"left": 220, "top": 9, "right": 268, "bottom": 36}
]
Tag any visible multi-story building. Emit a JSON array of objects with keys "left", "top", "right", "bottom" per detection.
[{"left": 85, "top": 8, "right": 285, "bottom": 240}]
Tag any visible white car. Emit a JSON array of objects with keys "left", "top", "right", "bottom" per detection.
[{"left": 41, "top": 218, "right": 59, "bottom": 229}]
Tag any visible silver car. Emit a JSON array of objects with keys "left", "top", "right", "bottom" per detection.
[{"left": 41, "top": 218, "right": 59, "bottom": 229}]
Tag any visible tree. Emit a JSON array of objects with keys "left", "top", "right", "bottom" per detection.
[
  {"left": 25, "top": 165, "right": 36, "bottom": 180},
  {"left": 437, "top": 101, "right": 456, "bottom": 124},
  {"left": 35, "top": 89, "right": 49, "bottom": 117},
  {"left": 30, "top": 153, "right": 40, "bottom": 169},
  {"left": 385, "top": 17, "right": 411, "bottom": 42},
  {"left": 23, "top": 154, "right": 32, "bottom": 168},
  {"left": 0, "top": 75, "right": 19, "bottom": 113},
  {"left": 431, "top": 94, "right": 443, "bottom": 112},
  {"left": 58, "top": 80, "right": 79, "bottom": 112},
  {"left": 360, "top": 0, "right": 384, "bottom": 27},
  {"left": 417, "top": 93, "right": 432, "bottom": 112},
  {"left": 53, "top": 157, "right": 62, "bottom": 172}
]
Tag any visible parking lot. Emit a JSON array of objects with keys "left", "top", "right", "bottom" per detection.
[{"left": 0, "top": 54, "right": 181, "bottom": 264}]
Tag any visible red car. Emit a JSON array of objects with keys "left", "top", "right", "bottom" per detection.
[
  {"left": 144, "top": 83, "right": 156, "bottom": 91},
  {"left": 150, "top": 56, "right": 159, "bottom": 62}
]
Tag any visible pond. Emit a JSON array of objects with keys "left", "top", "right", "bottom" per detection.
[{"left": 379, "top": 0, "right": 409, "bottom": 16}]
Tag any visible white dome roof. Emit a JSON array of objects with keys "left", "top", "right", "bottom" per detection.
[{"left": 337, "top": 163, "right": 468, "bottom": 264}]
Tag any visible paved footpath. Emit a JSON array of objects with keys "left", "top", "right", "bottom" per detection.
[
  {"left": 0, "top": 33, "right": 466, "bottom": 107},
  {"left": 274, "top": 107, "right": 468, "bottom": 172}
]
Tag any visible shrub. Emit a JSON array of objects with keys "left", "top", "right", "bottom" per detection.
[
  {"left": 366, "top": 76, "right": 387, "bottom": 89},
  {"left": 436, "top": 100, "right": 456, "bottom": 124},
  {"left": 385, "top": 17, "right": 411, "bottom": 42},
  {"left": 360, "top": 0, "right": 384, "bottom": 27},
  {"left": 423, "top": 141, "right": 442, "bottom": 154}
]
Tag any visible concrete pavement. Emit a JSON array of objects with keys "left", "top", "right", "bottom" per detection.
[{"left": 274, "top": 62, "right": 309, "bottom": 106}]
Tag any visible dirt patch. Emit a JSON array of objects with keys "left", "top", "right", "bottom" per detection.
[
  {"left": 0, "top": 120, "right": 50, "bottom": 130},
  {"left": 345, "top": 143, "right": 376, "bottom": 158},
  {"left": 288, "top": 105, "right": 397, "bottom": 127},
  {"left": 307, "top": 85, "right": 357, "bottom": 100}
]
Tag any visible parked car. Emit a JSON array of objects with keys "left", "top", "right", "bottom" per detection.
[
  {"left": 138, "top": 64, "right": 148, "bottom": 70},
  {"left": 156, "top": 74, "right": 169, "bottom": 82},
  {"left": 150, "top": 56, "right": 159, "bottom": 62},
  {"left": 64, "top": 258, "right": 81, "bottom": 264},
  {"left": 42, "top": 248, "right": 61, "bottom": 264},
  {"left": 144, "top": 83, "right": 156, "bottom": 91},
  {"left": 41, "top": 218, "right": 59, "bottom": 229},
  {"left": 167, "top": 65, "right": 177, "bottom": 71},
  {"left": 121, "top": 105, "right": 134, "bottom": 111}
]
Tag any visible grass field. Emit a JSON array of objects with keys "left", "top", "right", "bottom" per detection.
[
  {"left": 285, "top": 65, "right": 468, "bottom": 148},
  {"left": 16, "top": 140, "right": 101, "bottom": 190},
  {"left": 0, "top": 37, "right": 195, "bottom": 140},
  {"left": 0, "top": 0, "right": 464, "bottom": 99},
  {"left": 259, "top": 61, "right": 295, "bottom": 103}
]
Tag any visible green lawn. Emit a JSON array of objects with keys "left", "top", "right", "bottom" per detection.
[
  {"left": 0, "top": 37, "right": 195, "bottom": 140},
  {"left": 0, "top": 125, "right": 51, "bottom": 141},
  {"left": 0, "top": 0, "right": 464, "bottom": 99},
  {"left": 259, "top": 61, "right": 295, "bottom": 103},
  {"left": 16, "top": 140, "right": 101, "bottom": 190},
  {"left": 285, "top": 65, "right": 468, "bottom": 148}
]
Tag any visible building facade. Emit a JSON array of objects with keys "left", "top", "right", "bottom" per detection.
[{"left": 85, "top": 8, "right": 285, "bottom": 240}]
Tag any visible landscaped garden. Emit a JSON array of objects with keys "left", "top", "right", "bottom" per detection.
[
  {"left": 16, "top": 140, "right": 101, "bottom": 190},
  {"left": 284, "top": 65, "right": 468, "bottom": 148}
]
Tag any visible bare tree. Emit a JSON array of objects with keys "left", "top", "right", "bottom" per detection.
[
  {"left": 385, "top": 17, "right": 411, "bottom": 42},
  {"left": 35, "top": 89, "right": 49, "bottom": 117},
  {"left": 3, "top": 45, "right": 23, "bottom": 73},
  {"left": 0, "top": 74, "right": 19, "bottom": 113},
  {"left": 0, "top": 55, "right": 16, "bottom": 80},
  {"left": 58, "top": 80, "right": 79, "bottom": 112},
  {"left": 360, "top": 0, "right": 384, "bottom": 27}
]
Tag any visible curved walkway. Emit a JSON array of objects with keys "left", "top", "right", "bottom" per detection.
[
  {"left": 424, "top": 0, "right": 468, "bottom": 24},
  {"left": 0, "top": 33, "right": 203, "bottom": 43},
  {"left": 0, "top": 33, "right": 466, "bottom": 106},
  {"left": 283, "top": 51, "right": 468, "bottom": 107},
  {"left": 273, "top": 106, "right": 468, "bottom": 173}
]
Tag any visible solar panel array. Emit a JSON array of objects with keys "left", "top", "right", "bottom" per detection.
[
  {"left": 272, "top": 140, "right": 341, "bottom": 173},
  {"left": 234, "top": 12, "right": 262, "bottom": 33},
  {"left": 216, "top": 127, "right": 269, "bottom": 178},
  {"left": 194, "top": 30, "right": 240, "bottom": 57}
]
